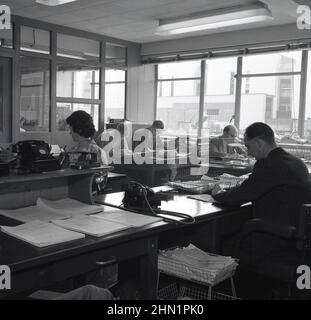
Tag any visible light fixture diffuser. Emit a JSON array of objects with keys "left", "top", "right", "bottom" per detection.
[
  {"left": 156, "top": 3, "right": 273, "bottom": 35},
  {"left": 36, "top": 0, "right": 78, "bottom": 6}
]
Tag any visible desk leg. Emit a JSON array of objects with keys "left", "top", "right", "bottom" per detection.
[{"left": 139, "top": 237, "right": 158, "bottom": 299}]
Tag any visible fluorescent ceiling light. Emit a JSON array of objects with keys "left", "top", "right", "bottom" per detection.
[
  {"left": 36, "top": 0, "right": 78, "bottom": 6},
  {"left": 156, "top": 3, "right": 273, "bottom": 36}
]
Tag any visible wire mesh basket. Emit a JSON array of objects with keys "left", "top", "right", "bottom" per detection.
[
  {"left": 158, "top": 282, "right": 240, "bottom": 300},
  {"left": 167, "top": 180, "right": 215, "bottom": 194},
  {"left": 158, "top": 247, "right": 239, "bottom": 287}
]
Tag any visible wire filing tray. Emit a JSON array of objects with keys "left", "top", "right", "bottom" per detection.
[
  {"left": 167, "top": 180, "right": 215, "bottom": 194},
  {"left": 167, "top": 175, "right": 246, "bottom": 194},
  {"left": 158, "top": 248, "right": 239, "bottom": 287},
  {"left": 158, "top": 282, "right": 240, "bottom": 300}
]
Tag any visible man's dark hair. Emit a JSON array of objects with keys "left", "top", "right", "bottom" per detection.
[
  {"left": 66, "top": 110, "right": 95, "bottom": 138},
  {"left": 245, "top": 122, "right": 275, "bottom": 144},
  {"left": 152, "top": 120, "right": 164, "bottom": 129}
]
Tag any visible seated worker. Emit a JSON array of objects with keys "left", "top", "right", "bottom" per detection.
[
  {"left": 212, "top": 122, "right": 311, "bottom": 262},
  {"left": 209, "top": 124, "right": 247, "bottom": 158},
  {"left": 66, "top": 110, "right": 108, "bottom": 165}
]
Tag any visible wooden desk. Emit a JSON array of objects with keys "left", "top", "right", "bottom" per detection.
[
  {"left": 0, "top": 210, "right": 159, "bottom": 299},
  {"left": 96, "top": 188, "right": 252, "bottom": 252}
]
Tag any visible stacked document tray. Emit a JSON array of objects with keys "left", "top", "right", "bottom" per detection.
[{"left": 158, "top": 244, "right": 239, "bottom": 286}]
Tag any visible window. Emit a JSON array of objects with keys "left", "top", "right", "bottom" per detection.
[
  {"left": 56, "top": 103, "right": 99, "bottom": 131},
  {"left": 243, "top": 51, "right": 301, "bottom": 74},
  {"left": 0, "top": 27, "right": 13, "bottom": 49},
  {"left": 57, "top": 34, "right": 100, "bottom": 61},
  {"left": 20, "top": 56, "right": 50, "bottom": 132},
  {"left": 105, "top": 69, "right": 126, "bottom": 123},
  {"left": 240, "top": 75, "right": 300, "bottom": 135},
  {"left": 157, "top": 61, "right": 201, "bottom": 135},
  {"left": 305, "top": 50, "right": 311, "bottom": 139},
  {"left": 106, "top": 43, "right": 127, "bottom": 68},
  {"left": 239, "top": 52, "right": 302, "bottom": 140},
  {"left": 204, "top": 57, "right": 237, "bottom": 136},
  {"left": 21, "top": 26, "right": 50, "bottom": 54},
  {"left": 57, "top": 63, "right": 100, "bottom": 99}
]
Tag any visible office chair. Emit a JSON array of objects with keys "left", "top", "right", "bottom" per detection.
[{"left": 235, "top": 204, "right": 311, "bottom": 299}]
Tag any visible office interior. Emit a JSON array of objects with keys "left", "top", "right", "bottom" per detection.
[{"left": 1, "top": 0, "right": 311, "bottom": 300}]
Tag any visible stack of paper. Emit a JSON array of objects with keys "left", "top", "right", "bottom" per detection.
[
  {"left": 0, "top": 220, "right": 85, "bottom": 247},
  {"left": 52, "top": 215, "right": 131, "bottom": 237},
  {"left": 187, "top": 194, "right": 214, "bottom": 203},
  {"left": 0, "top": 197, "right": 103, "bottom": 223},
  {"left": 93, "top": 210, "right": 163, "bottom": 228},
  {"left": 158, "top": 244, "right": 238, "bottom": 285}
]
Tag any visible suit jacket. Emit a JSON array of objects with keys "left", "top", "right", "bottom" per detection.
[{"left": 213, "top": 147, "right": 311, "bottom": 259}]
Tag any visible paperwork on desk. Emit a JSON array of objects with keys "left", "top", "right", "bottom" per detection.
[
  {"left": 93, "top": 210, "right": 163, "bottom": 228},
  {"left": 0, "top": 220, "right": 85, "bottom": 247},
  {"left": 158, "top": 244, "right": 239, "bottom": 285},
  {"left": 0, "top": 197, "right": 103, "bottom": 223},
  {"left": 51, "top": 215, "right": 130, "bottom": 237},
  {"left": 187, "top": 194, "right": 214, "bottom": 203}
]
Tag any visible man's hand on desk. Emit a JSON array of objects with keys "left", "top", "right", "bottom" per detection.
[{"left": 211, "top": 184, "right": 226, "bottom": 196}]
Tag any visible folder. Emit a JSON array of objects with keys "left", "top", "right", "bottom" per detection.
[
  {"left": 0, "top": 220, "right": 85, "bottom": 247},
  {"left": 51, "top": 215, "right": 131, "bottom": 237}
]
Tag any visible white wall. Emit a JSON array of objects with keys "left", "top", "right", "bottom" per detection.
[{"left": 126, "top": 44, "right": 156, "bottom": 124}]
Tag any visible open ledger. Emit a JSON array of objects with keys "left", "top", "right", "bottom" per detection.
[
  {"left": 0, "top": 220, "right": 85, "bottom": 247},
  {"left": 0, "top": 197, "right": 103, "bottom": 223},
  {"left": 51, "top": 215, "right": 131, "bottom": 237}
]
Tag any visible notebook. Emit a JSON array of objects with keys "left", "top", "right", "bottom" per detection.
[
  {"left": 93, "top": 210, "right": 163, "bottom": 228},
  {"left": 51, "top": 215, "right": 131, "bottom": 237},
  {"left": 0, "top": 220, "right": 85, "bottom": 247}
]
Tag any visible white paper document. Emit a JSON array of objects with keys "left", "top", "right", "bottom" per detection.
[
  {"left": 0, "top": 197, "right": 103, "bottom": 223},
  {"left": 0, "top": 220, "right": 85, "bottom": 247},
  {"left": 93, "top": 210, "right": 163, "bottom": 228},
  {"left": 187, "top": 194, "right": 214, "bottom": 203},
  {"left": 52, "top": 215, "right": 131, "bottom": 237}
]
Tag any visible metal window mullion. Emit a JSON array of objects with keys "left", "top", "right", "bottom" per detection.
[
  {"left": 241, "top": 71, "right": 301, "bottom": 78},
  {"left": 56, "top": 97, "right": 101, "bottom": 104},
  {"left": 154, "top": 64, "right": 158, "bottom": 121},
  {"left": 158, "top": 77, "right": 201, "bottom": 82},
  {"left": 100, "top": 41, "right": 105, "bottom": 129},
  {"left": 12, "top": 23, "right": 21, "bottom": 143},
  {"left": 198, "top": 60, "right": 206, "bottom": 138},
  {"left": 234, "top": 57, "right": 243, "bottom": 130},
  {"left": 50, "top": 30, "right": 57, "bottom": 143},
  {"left": 298, "top": 50, "right": 308, "bottom": 137}
]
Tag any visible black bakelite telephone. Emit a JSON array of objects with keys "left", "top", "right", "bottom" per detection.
[{"left": 122, "top": 181, "right": 195, "bottom": 225}]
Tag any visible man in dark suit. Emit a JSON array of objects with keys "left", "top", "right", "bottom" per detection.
[{"left": 212, "top": 122, "right": 311, "bottom": 260}]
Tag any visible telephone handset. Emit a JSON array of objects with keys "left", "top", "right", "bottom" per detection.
[
  {"left": 122, "top": 181, "right": 161, "bottom": 211},
  {"left": 122, "top": 181, "right": 195, "bottom": 224},
  {"left": 12, "top": 140, "right": 52, "bottom": 160},
  {"left": 12, "top": 140, "right": 60, "bottom": 173}
]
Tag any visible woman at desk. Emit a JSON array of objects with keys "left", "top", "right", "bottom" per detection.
[{"left": 66, "top": 110, "right": 108, "bottom": 165}]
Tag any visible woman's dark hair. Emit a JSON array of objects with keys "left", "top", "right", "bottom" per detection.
[
  {"left": 245, "top": 122, "right": 275, "bottom": 144},
  {"left": 66, "top": 110, "right": 95, "bottom": 138}
]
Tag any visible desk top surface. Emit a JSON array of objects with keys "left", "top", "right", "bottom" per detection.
[
  {"left": 0, "top": 166, "right": 113, "bottom": 185},
  {"left": 96, "top": 186, "right": 250, "bottom": 222}
]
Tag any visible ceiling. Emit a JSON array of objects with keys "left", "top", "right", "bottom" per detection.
[{"left": 2, "top": 0, "right": 309, "bottom": 43}]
